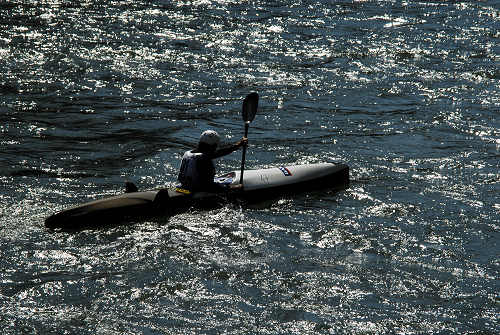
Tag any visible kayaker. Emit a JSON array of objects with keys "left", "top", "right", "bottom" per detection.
[{"left": 177, "top": 130, "right": 247, "bottom": 192}]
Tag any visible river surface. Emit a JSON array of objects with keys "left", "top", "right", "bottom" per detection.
[{"left": 1, "top": 1, "right": 499, "bottom": 334}]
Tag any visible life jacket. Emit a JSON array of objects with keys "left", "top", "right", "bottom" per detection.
[{"left": 177, "top": 150, "right": 215, "bottom": 191}]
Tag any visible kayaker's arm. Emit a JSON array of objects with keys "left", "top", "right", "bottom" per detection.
[{"left": 210, "top": 137, "right": 247, "bottom": 159}]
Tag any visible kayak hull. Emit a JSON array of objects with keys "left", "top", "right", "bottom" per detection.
[{"left": 45, "top": 163, "right": 349, "bottom": 230}]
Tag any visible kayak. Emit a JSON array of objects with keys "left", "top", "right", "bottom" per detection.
[{"left": 44, "top": 162, "right": 349, "bottom": 230}]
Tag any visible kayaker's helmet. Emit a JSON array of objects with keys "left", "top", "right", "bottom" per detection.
[{"left": 199, "top": 130, "right": 220, "bottom": 147}]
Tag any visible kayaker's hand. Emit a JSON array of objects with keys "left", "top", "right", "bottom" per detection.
[
  {"left": 237, "top": 137, "right": 248, "bottom": 148},
  {"left": 229, "top": 183, "right": 243, "bottom": 190}
]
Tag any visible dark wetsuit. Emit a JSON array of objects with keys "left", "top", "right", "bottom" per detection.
[{"left": 177, "top": 144, "right": 240, "bottom": 192}]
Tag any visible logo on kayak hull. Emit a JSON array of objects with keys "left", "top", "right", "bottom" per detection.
[{"left": 279, "top": 167, "right": 292, "bottom": 176}]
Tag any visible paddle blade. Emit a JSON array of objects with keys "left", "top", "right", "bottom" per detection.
[{"left": 242, "top": 92, "right": 259, "bottom": 122}]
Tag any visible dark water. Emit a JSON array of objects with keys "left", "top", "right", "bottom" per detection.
[{"left": 1, "top": 1, "right": 499, "bottom": 334}]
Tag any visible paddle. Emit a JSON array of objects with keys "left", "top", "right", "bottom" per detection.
[{"left": 239, "top": 92, "right": 259, "bottom": 185}]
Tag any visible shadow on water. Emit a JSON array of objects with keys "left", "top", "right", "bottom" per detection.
[{"left": 0, "top": 270, "right": 125, "bottom": 298}]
